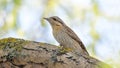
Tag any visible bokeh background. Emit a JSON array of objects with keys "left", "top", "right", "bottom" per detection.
[{"left": 0, "top": 0, "right": 120, "bottom": 67}]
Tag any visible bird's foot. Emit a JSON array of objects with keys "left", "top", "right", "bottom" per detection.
[{"left": 57, "top": 46, "right": 72, "bottom": 55}]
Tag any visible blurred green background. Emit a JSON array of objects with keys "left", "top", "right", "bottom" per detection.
[{"left": 0, "top": 0, "right": 120, "bottom": 67}]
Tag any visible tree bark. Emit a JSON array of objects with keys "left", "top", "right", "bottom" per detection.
[{"left": 0, "top": 37, "right": 111, "bottom": 68}]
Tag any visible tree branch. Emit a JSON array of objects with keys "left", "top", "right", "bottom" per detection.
[{"left": 0, "top": 37, "right": 111, "bottom": 68}]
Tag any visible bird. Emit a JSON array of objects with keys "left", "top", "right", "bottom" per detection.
[{"left": 44, "top": 16, "right": 89, "bottom": 55}]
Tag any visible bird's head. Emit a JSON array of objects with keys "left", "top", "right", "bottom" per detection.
[{"left": 44, "top": 16, "right": 65, "bottom": 28}]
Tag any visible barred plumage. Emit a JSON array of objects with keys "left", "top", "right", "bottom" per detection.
[{"left": 44, "top": 16, "right": 89, "bottom": 55}]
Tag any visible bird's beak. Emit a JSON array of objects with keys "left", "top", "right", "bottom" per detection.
[{"left": 43, "top": 17, "right": 49, "bottom": 21}]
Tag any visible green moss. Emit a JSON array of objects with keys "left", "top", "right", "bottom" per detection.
[
  {"left": 0, "top": 37, "right": 29, "bottom": 51},
  {"left": 0, "top": 37, "right": 30, "bottom": 60},
  {"left": 60, "top": 48, "right": 72, "bottom": 53},
  {"left": 58, "top": 46, "right": 72, "bottom": 55}
]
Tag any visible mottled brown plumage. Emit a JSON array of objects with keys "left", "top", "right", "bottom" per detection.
[{"left": 44, "top": 16, "right": 89, "bottom": 55}]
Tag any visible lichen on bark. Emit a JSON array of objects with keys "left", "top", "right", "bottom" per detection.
[{"left": 0, "top": 37, "right": 111, "bottom": 68}]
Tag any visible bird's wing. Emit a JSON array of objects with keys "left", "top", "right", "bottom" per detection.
[{"left": 64, "top": 25, "right": 89, "bottom": 55}]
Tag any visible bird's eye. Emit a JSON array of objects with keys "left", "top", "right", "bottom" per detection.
[{"left": 53, "top": 18, "right": 57, "bottom": 21}]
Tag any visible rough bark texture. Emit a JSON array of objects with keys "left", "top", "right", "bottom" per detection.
[{"left": 0, "top": 37, "right": 111, "bottom": 68}]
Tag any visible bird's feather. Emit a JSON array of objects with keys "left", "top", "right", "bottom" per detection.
[{"left": 64, "top": 25, "right": 89, "bottom": 55}]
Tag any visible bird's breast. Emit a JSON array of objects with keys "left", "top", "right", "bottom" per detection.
[
  {"left": 53, "top": 28, "right": 85, "bottom": 54},
  {"left": 53, "top": 29, "right": 79, "bottom": 47}
]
